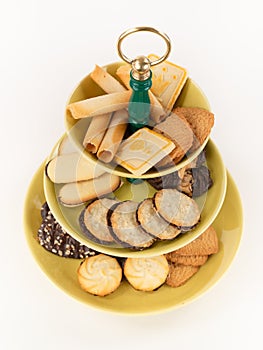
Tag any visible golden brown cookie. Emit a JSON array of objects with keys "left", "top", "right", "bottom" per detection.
[
  {"left": 170, "top": 226, "right": 219, "bottom": 256},
  {"left": 165, "top": 254, "right": 208, "bottom": 266},
  {"left": 154, "top": 113, "right": 193, "bottom": 167},
  {"left": 77, "top": 254, "right": 122, "bottom": 296},
  {"left": 173, "top": 107, "right": 214, "bottom": 152},
  {"left": 124, "top": 256, "right": 169, "bottom": 291},
  {"left": 166, "top": 264, "right": 199, "bottom": 287}
]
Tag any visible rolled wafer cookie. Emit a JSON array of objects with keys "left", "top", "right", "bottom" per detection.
[
  {"left": 67, "top": 90, "right": 131, "bottom": 119},
  {"left": 97, "top": 109, "right": 128, "bottom": 163},
  {"left": 91, "top": 64, "right": 127, "bottom": 93},
  {"left": 82, "top": 112, "right": 112, "bottom": 153}
]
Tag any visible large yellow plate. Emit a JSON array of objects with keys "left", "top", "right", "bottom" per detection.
[
  {"left": 24, "top": 164, "right": 243, "bottom": 315},
  {"left": 64, "top": 62, "right": 212, "bottom": 179},
  {"left": 43, "top": 138, "right": 227, "bottom": 257}
]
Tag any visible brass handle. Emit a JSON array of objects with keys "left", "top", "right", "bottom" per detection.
[{"left": 117, "top": 26, "right": 171, "bottom": 66}]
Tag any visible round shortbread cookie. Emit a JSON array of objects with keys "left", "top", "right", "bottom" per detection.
[
  {"left": 124, "top": 256, "right": 169, "bottom": 291},
  {"left": 77, "top": 254, "right": 122, "bottom": 296}
]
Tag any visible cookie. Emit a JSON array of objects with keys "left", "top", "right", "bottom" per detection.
[
  {"left": 147, "top": 163, "right": 213, "bottom": 198},
  {"left": 124, "top": 256, "right": 169, "bottom": 291},
  {"left": 58, "top": 172, "right": 121, "bottom": 206},
  {"left": 154, "top": 188, "right": 200, "bottom": 228},
  {"left": 169, "top": 226, "right": 219, "bottom": 256},
  {"left": 153, "top": 113, "right": 194, "bottom": 166},
  {"left": 173, "top": 107, "right": 214, "bottom": 151},
  {"left": 148, "top": 54, "right": 188, "bottom": 111},
  {"left": 166, "top": 264, "right": 199, "bottom": 287},
  {"left": 192, "top": 166, "right": 213, "bottom": 197},
  {"left": 137, "top": 198, "right": 181, "bottom": 240},
  {"left": 46, "top": 153, "right": 105, "bottom": 183},
  {"left": 108, "top": 201, "right": 155, "bottom": 249},
  {"left": 79, "top": 198, "right": 118, "bottom": 245},
  {"left": 165, "top": 254, "right": 208, "bottom": 267},
  {"left": 38, "top": 202, "right": 97, "bottom": 258},
  {"left": 114, "top": 127, "right": 175, "bottom": 176},
  {"left": 77, "top": 254, "right": 122, "bottom": 296}
]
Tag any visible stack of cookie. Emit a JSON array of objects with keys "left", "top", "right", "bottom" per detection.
[{"left": 37, "top": 55, "right": 229, "bottom": 298}]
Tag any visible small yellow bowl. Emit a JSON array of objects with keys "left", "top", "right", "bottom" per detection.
[
  {"left": 64, "top": 62, "right": 212, "bottom": 179},
  {"left": 24, "top": 164, "right": 242, "bottom": 315},
  {"left": 43, "top": 137, "right": 227, "bottom": 258}
]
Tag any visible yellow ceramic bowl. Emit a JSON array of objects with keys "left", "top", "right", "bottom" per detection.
[
  {"left": 24, "top": 164, "right": 243, "bottom": 315},
  {"left": 43, "top": 138, "right": 227, "bottom": 258},
  {"left": 64, "top": 62, "right": 211, "bottom": 179}
]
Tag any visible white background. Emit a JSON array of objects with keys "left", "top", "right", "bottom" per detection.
[{"left": 1, "top": 0, "right": 262, "bottom": 349}]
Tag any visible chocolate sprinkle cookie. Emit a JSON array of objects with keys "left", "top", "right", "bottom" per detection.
[{"left": 38, "top": 202, "right": 97, "bottom": 259}]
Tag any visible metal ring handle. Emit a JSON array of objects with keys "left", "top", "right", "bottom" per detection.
[{"left": 117, "top": 27, "right": 171, "bottom": 66}]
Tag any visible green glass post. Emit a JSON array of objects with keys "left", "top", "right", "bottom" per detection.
[
  {"left": 127, "top": 55, "right": 152, "bottom": 134},
  {"left": 128, "top": 71, "right": 152, "bottom": 133}
]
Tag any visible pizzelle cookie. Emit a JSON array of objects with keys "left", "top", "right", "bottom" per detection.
[
  {"left": 77, "top": 254, "right": 122, "bottom": 296},
  {"left": 173, "top": 107, "right": 214, "bottom": 152}
]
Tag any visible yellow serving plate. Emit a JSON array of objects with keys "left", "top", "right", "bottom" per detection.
[
  {"left": 24, "top": 164, "right": 242, "bottom": 315},
  {"left": 43, "top": 138, "right": 226, "bottom": 257},
  {"left": 64, "top": 62, "right": 212, "bottom": 179}
]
